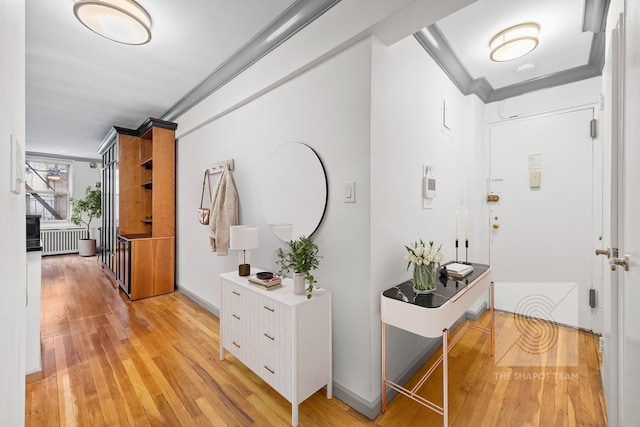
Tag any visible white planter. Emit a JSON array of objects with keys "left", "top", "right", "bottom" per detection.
[
  {"left": 293, "top": 273, "right": 306, "bottom": 295},
  {"left": 78, "top": 239, "right": 97, "bottom": 257}
]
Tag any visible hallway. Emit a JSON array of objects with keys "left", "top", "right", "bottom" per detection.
[{"left": 25, "top": 255, "right": 606, "bottom": 426}]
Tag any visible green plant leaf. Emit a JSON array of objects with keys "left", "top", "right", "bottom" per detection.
[
  {"left": 70, "top": 183, "right": 102, "bottom": 239},
  {"left": 274, "top": 235, "right": 321, "bottom": 298}
]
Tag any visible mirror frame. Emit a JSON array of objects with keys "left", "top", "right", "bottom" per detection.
[{"left": 261, "top": 142, "right": 328, "bottom": 241}]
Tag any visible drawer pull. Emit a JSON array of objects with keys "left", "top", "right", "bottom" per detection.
[
  {"left": 264, "top": 365, "right": 275, "bottom": 375},
  {"left": 263, "top": 333, "right": 274, "bottom": 341},
  {"left": 232, "top": 314, "right": 240, "bottom": 320},
  {"left": 232, "top": 291, "right": 240, "bottom": 296},
  {"left": 232, "top": 341, "right": 240, "bottom": 348},
  {"left": 263, "top": 305, "right": 275, "bottom": 312}
]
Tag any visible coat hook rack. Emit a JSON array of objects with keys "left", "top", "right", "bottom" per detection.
[{"left": 205, "top": 159, "right": 234, "bottom": 175}]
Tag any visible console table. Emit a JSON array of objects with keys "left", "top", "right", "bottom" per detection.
[
  {"left": 219, "top": 271, "right": 332, "bottom": 426},
  {"left": 380, "top": 262, "right": 493, "bottom": 426}
]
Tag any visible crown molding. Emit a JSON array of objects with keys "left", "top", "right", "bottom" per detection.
[
  {"left": 161, "top": 0, "right": 340, "bottom": 122},
  {"left": 414, "top": 0, "right": 610, "bottom": 103},
  {"left": 98, "top": 0, "right": 340, "bottom": 154}
]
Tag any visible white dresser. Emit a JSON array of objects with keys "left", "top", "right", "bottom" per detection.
[{"left": 219, "top": 271, "right": 332, "bottom": 426}]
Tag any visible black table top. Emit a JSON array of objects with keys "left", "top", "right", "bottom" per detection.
[{"left": 382, "top": 262, "right": 490, "bottom": 308}]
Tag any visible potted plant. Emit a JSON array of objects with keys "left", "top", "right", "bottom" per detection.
[
  {"left": 70, "top": 183, "right": 102, "bottom": 256},
  {"left": 276, "top": 235, "right": 320, "bottom": 298}
]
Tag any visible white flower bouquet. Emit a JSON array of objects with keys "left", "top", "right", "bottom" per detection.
[
  {"left": 405, "top": 240, "right": 443, "bottom": 293},
  {"left": 405, "top": 240, "right": 444, "bottom": 268}
]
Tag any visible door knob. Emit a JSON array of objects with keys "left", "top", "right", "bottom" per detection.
[
  {"left": 610, "top": 256, "right": 630, "bottom": 271},
  {"left": 492, "top": 223, "right": 499, "bottom": 229},
  {"left": 595, "top": 249, "right": 610, "bottom": 258}
]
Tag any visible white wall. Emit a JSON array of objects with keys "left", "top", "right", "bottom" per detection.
[
  {"left": 71, "top": 160, "right": 102, "bottom": 242},
  {"left": 71, "top": 160, "right": 101, "bottom": 201},
  {"left": 370, "top": 35, "right": 485, "bottom": 393},
  {"left": 177, "top": 28, "right": 488, "bottom": 412},
  {"left": 177, "top": 37, "right": 373, "bottom": 403},
  {"left": 0, "top": 0, "right": 26, "bottom": 425},
  {"left": 176, "top": 5, "right": 491, "bottom": 414},
  {"left": 485, "top": 78, "right": 602, "bottom": 123}
]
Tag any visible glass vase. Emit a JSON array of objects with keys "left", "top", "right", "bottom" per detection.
[{"left": 413, "top": 262, "right": 437, "bottom": 294}]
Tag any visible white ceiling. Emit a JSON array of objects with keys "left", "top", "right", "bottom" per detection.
[
  {"left": 25, "top": 0, "right": 605, "bottom": 160},
  {"left": 26, "top": 0, "right": 296, "bottom": 159}
]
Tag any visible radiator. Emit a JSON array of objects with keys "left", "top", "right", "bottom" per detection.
[{"left": 41, "top": 228, "right": 85, "bottom": 256}]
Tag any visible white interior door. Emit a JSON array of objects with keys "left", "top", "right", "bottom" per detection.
[
  {"left": 600, "top": 20, "right": 621, "bottom": 427},
  {"left": 488, "top": 108, "right": 599, "bottom": 331},
  {"left": 619, "top": 5, "right": 640, "bottom": 425}
]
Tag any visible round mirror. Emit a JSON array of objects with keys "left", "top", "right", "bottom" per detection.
[{"left": 261, "top": 142, "right": 327, "bottom": 241}]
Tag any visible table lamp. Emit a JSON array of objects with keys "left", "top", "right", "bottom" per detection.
[{"left": 230, "top": 225, "right": 259, "bottom": 276}]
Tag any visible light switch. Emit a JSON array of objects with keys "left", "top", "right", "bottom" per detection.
[
  {"left": 530, "top": 171, "right": 541, "bottom": 188},
  {"left": 344, "top": 182, "right": 355, "bottom": 203}
]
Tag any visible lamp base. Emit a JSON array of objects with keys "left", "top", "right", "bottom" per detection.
[{"left": 238, "top": 264, "right": 250, "bottom": 276}]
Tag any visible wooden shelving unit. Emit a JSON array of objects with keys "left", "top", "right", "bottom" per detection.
[{"left": 112, "top": 118, "right": 177, "bottom": 300}]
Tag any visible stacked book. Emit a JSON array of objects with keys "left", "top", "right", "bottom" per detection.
[
  {"left": 445, "top": 262, "right": 474, "bottom": 278},
  {"left": 248, "top": 275, "right": 282, "bottom": 290}
]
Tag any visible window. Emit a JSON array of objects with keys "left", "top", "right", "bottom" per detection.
[{"left": 25, "top": 158, "right": 71, "bottom": 222}]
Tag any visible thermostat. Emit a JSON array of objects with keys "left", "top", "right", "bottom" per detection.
[
  {"left": 424, "top": 176, "right": 436, "bottom": 198},
  {"left": 423, "top": 164, "right": 435, "bottom": 209}
]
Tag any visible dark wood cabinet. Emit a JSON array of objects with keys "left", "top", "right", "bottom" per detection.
[
  {"left": 99, "top": 118, "right": 177, "bottom": 300},
  {"left": 100, "top": 141, "right": 118, "bottom": 274},
  {"left": 116, "top": 235, "right": 130, "bottom": 295}
]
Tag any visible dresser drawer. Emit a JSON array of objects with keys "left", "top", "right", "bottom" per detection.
[
  {"left": 222, "top": 328, "right": 249, "bottom": 363},
  {"left": 221, "top": 279, "right": 253, "bottom": 365},
  {"left": 258, "top": 323, "right": 292, "bottom": 363},
  {"left": 221, "top": 281, "right": 249, "bottom": 317},
  {"left": 256, "top": 295, "right": 292, "bottom": 331},
  {"left": 257, "top": 350, "right": 292, "bottom": 400}
]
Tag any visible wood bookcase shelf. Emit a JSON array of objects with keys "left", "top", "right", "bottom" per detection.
[
  {"left": 140, "top": 158, "right": 153, "bottom": 169},
  {"left": 102, "top": 118, "right": 177, "bottom": 300}
]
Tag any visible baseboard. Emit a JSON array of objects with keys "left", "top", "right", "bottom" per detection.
[
  {"left": 336, "top": 334, "right": 444, "bottom": 420},
  {"left": 26, "top": 370, "right": 42, "bottom": 384},
  {"left": 176, "top": 284, "right": 220, "bottom": 318},
  {"left": 465, "top": 301, "right": 488, "bottom": 321},
  {"left": 330, "top": 381, "right": 380, "bottom": 420}
]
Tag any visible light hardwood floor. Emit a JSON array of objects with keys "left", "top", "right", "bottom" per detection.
[{"left": 26, "top": 255, "right": 607, "bottom": 426}]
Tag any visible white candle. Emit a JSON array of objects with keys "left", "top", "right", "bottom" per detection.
[
  {"left": 455, "top": 210, "right": 458, "bottom": 241},
  {"left": 465, "top": 210, "right": 469, "bottom": 240}
]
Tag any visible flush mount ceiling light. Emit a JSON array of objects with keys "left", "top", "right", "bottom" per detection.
[
  {"left": 73, "top": 0, "right": 152, "bottom": 45},
  {"left": 489, "top": 22, "right": 539, "bottom": 62}
]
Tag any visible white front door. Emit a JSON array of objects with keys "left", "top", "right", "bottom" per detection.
[{"left": 488, "top": 107, "right": 600, "bottom": 331}]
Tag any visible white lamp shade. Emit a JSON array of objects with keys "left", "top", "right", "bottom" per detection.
[{"left": 229, "top": 226, "right": 259, "bottom": 250}]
